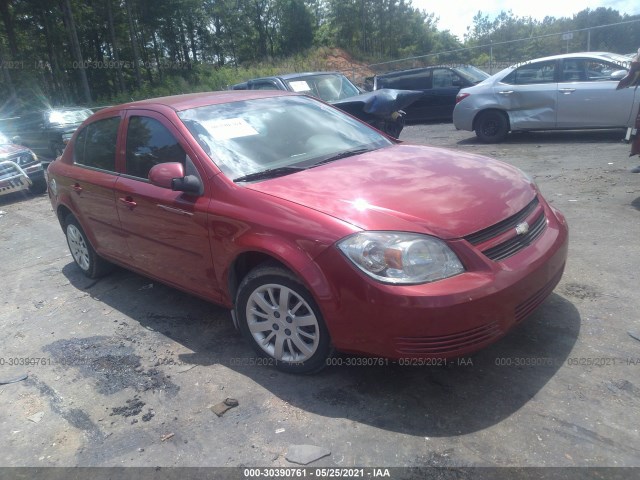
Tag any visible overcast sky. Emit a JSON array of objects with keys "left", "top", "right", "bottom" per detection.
[{"left": 411, "top": 0, "right": 640, "bottom": 39}]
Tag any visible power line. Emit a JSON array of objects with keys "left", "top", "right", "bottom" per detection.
[{"left": 368, "top": 17, "right": 640, "bottom": 69}]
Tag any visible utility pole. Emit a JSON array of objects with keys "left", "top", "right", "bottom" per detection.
[{"left": 489, "top": 40, "right": 493, "bottom": 75}]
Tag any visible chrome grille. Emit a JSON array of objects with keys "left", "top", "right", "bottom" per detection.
[
  {"left": 465, "top": 197, "right": 539, "bottom": 245},
  {"left": 482, "top": 212, "right": 547, "bottom": 261},
  {"left": 6, "top": 151, "right": 34, "bottom": 167}
]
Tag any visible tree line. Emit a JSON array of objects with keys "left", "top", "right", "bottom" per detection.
[{"left": 0, "top": 0, "right": 639, "bottom": 110}]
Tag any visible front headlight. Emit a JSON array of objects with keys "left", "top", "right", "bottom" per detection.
[{"left": 337, "top": 232, "right": 464, "bottom": 284}]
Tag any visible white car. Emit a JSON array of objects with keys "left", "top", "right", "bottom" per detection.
[{"left": 453, "top": 52, "right": 638, "bottom": 143}]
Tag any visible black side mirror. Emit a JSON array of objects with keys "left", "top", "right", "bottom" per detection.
[{"left": 171, "top": 175, "right": 202, "bottom": 194}]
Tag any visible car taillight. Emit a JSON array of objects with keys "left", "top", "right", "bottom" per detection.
[{"left": 456, "top": 93, "right": 470, "bottom": 104}]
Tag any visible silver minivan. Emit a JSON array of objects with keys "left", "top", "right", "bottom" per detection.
[{"left": 453, "top": 52, "right": 638, "bottom": 142}]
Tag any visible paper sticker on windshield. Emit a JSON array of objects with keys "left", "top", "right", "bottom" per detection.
[
  {"left": 203, "top": 118, "right": 259, "bottom": 140},
  {"left": 289, "top": 81, "right": 311, "bottom": 92}
]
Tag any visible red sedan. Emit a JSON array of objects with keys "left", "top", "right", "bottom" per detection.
[{"left": 47, "top": 90, "right": 568, "bottom": 373}]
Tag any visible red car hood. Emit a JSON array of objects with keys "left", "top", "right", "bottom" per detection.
[{"left": 246, "top": 144, "right": 536, "bottom": 239}]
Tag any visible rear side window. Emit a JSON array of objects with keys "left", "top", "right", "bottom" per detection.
[
  {"left": 377, "top": 70, "right": 431, "bottom": 90},
  {"left": 74, "top": 117, "right": 120, "bottom": 171},
  {"left": 125, "top": 116, "right": 186, "bottom": 179},
  {"left": 502, "top": 61, "right": 557, "bottom": 85}
]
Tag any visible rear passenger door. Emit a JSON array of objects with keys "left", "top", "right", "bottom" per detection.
[
  {"left": 496, "top": 60, "right": 558, "bottom": 129},
  {"left": 114, "top": 111, "right": 219, "bottom": 300},
  {"left": 68, "top": 115, "right": 130, "bottom": 261}
]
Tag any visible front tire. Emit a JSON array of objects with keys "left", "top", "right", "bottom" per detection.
[
  {"left": 29, "top": 178, "right": 47, "bottom": 195},
  {"left": 236, "top": 264, "right": 331, "bottom": 374},
  {"left": 475, "top": 110, "right": 509, "bottom": 143},
  {"left": 64, "top": 214, "right": 111, "bottom": 278},
  {"left": 50, "top": 142, "right": 65, "bottom": 158}
]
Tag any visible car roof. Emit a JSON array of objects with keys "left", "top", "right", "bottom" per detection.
[
  {"left": 277, "top": 71, "right": 342, "bottom": 80},
  {"left": 376, "top": 65, "right": 474, "bottom": 77},
  {"left": 247, "top": 72, "right": 344, "bottom": 82},
  {"left": 511, "top": 51, "right": 629, "bottom": 65},
  {"left": 96, "top": 90, "right": 296, "bottom": 115}
]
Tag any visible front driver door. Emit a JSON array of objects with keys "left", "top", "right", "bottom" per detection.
[
  {"left": 556, "top": 57, "right": 636, "bottom": 128},
  {"left": 114, "top": 110, "right": 220, "bottom": 302}
]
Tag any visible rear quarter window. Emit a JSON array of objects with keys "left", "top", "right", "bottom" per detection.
[{"left": 74, "top": 117, "right": 120, "bottom": 171}]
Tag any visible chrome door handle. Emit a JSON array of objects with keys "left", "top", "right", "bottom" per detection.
[
  {"left": 157, "top": 204, "right": 193, "bottom": 216},
  {"left": 118, "top": 196, "right": 137, "bottom": 209},
  {"left": 559, "top": 88, "right": 576, "bottom": 94},
  {"left": 498, "top": 90, "right": 514, "bottom": 95}
]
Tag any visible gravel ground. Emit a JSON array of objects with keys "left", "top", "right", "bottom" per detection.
[{"left": 0, "top": 123, "right": 639, "bottom": 473}]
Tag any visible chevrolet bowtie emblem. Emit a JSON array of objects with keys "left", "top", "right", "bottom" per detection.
[{"left": 515, "top": 221, "right": 530, "bottom": 235}]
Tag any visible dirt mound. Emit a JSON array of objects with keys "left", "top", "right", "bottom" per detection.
[{"left": 322, "top": 48, "right": 375, "bottom": 87}]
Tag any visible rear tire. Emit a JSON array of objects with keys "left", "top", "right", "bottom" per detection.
[
  {"left": 475, "top": 110, "right": 509, "bottom": 143},
  {"left": 235, "top": 264, "right": 332, "bottom": 374},
  {"left": 64, "top": 214, "right": 112, "bottom": 278}
]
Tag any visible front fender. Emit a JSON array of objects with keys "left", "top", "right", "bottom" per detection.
[{"left": 226, "top": 233, "right": 336, "bottom": 305}]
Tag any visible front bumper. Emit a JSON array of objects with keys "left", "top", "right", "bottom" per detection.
[
  {"left": 0, "top": 160, "right": 32, "bottom": 195},
  {"left": 312, "top": 203, "right": 568, "bottom": 359}
]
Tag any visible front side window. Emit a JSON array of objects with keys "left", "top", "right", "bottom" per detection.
[
  {"left": 432, "top": 68, "right": 463, "bottom": 88},
  {"left": 561, "top": 59, "right": 622, "bottom": 82},
  {"left": 502, "top": 61, "right": 557, "bottom": 85},
  {"left": 125, "top": 116, "right": 186, "bottom": 179},
  {"left": 453, "top": 65, "right": 489, "bottom": 84},
  {"left": 74, "top": 116, "right": 120, "bottom": 171}
]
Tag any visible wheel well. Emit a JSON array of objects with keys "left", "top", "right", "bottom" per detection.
[
  {"left": 472, "top": 109, "right": 510, "bottom": 132},
  {"left": 228, "top": 252, "right": 288, "bottom": 302},
  {"left": 56, "top": 205, "right": 73, "bottom": 231}
]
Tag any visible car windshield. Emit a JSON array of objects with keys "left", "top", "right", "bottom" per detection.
[
  {"left": 283, "top": 74, "right": 361, "bottom": 102},
  {"left": 47, "top": 109, "right": 92, "bottom": 125},
  {"left": 454, "top": 65, "right": 490, "bottom": 84},
  {"left": 178, "top": 95, "right": 392, "bottom": 181}
]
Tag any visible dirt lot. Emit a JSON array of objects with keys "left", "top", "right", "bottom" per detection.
[{"left": 1, "top": 123, "right": 639, "bottom": 473}]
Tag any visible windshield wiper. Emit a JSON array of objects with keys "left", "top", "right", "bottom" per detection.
[
  {"left": 310, "top": 147, "right": 373, "bottom": 168},
  {"left": 233, "top": 166, "right": 306, "bottom": 183}
]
